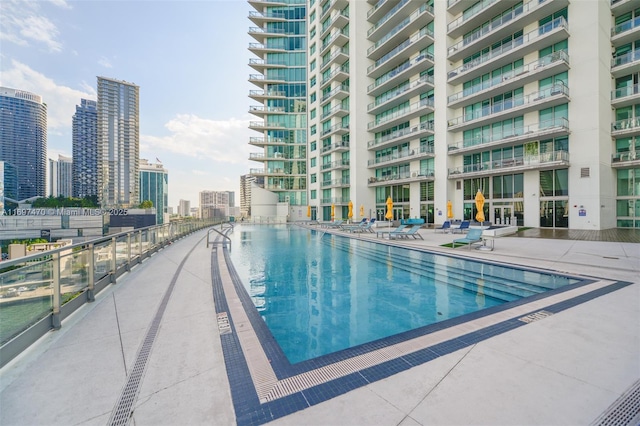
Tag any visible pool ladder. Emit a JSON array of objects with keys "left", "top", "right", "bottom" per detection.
[{"left": 206, "top": 223, "right": 234, "bottom": 250}]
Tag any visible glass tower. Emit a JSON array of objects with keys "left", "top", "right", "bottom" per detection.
[
  {"left": 72, "top": 99, "right": 98, "bottom": 199},
  {"left": 97, "top": 77, "right": 140, "bottom": 208},
  {"left": 248, "top": 0, "right": 307, "bottom": 208},
  {"left": 139, "top": 159, "right": 168, "bottom": 225},
  {"left": 0, "top": 87, "right": 47, "bottom": 201}
]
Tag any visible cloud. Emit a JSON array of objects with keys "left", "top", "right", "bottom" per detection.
[
  {"left": 0, "top": 60, "right": 95, "bottom": 130},
  {"left": 98, "top": 56, "right": 113, "bottom": 68},
  {"left": 141, "top": 114, "right": 254, "bottom": 165},
  {"left": 0, "top": 0, "right": 64, "bottom": 52}
]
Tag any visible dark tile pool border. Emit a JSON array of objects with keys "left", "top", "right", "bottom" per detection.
[{"left": 212, "top": 240, "right": 632, "bottom": 426}]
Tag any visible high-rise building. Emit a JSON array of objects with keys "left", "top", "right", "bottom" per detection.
[
  {"left": 49, "top": 155, "right": 73, "bottom": 198},
  {"left": 199, "top": 190, "right": 234, "bottom": 219},
  {"left": 300, "top": 0, "right": 640, "bottom": 229},
  {"left": 72, "top": 99, "right": 98, "bottom": 199},
  {"left": 178, "top": 199, "right": 191, "bottom": 217},
  {"left": 97, "top": 77, "right": 140, "bottom": 208},
  {"left": 247, "top": 0, "right": 307, "bottom": 214},
  {"left": 0, "top": 87, "right": 47, "bottom": 201},
  {"left": 240, "top": 174, "right": 257, "bottom": 218},
  {"left": 139, "top": 159, "right": 168, "bottom": 225}
]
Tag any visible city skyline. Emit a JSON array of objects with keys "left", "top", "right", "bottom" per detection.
[{"left": 0, "top": 0, "right": 254, "bottom": 208}]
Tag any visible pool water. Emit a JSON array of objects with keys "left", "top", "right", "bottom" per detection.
[{"left": 227, "top": 225, "right": 578, "bottom": 364}]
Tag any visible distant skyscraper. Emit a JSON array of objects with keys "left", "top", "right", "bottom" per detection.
[
  {"left": 72, "top": 98, "right": 98, "bottom": 199},
  {"left": 49, "top": 155, "right": 73, "bottom": 197},
  {"left": 139, "top": 158, "right": 168, "bottom": 224},
  {"left": 0, "top": 87, "right": 47, "bottom": 200},
  {"left": 97, "top": 77, "right": 140, "bottom": 208},
  {"left": 199, "top": 190, "right": 233, "bottom": 219},
  {"left": 240, "top": 174, "right": 256, "bottom": 218},
  {"left": 178, "top": 199, "right": 191, "bottom": 217}
]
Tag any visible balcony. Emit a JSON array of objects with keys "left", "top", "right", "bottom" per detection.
[
  {"left": 249, "top": 136, "right": 294, "bottom": 147},
  {"left": 367, "top": 169, "right": 435, "bottom": 187},
  {"left": 448, "top": 51, "right": 570, "bottom": 108},
  {"left": 368, "top": 74, "right": 434, "bottom": 115},
  {"left": 447, "top": 0, "right": 519, "bottom": 34},
  {"left": 248, "top": 74, "right": 285, "bottom": 87},
  {"left": 320, "top": 47, "right": 349, "bottom": 73},
  {"left": 248, "top": 10, "right": 287, "bottom": 26},
  {"left": 447, "top": 118, "right": 571, "bottom": 155},
  {"left": 249, "top": 121, "right": 287, "bottom": 131},
  {"left": 447, "top": 0, "right": 569, "bottom": 61},
  {"left": 320, "top": 0, "right": 348, "bottom": 20},
  {"left": 249, "top": 105, "right": 285, "bottom": 116},
  {"left": 248, "top": 26, "right": 287, "bottom": 43},
  {"left": 249, "top": 89, "right": 287, "bottom": 102},
  {"left": 367, "top": 0, "right": 401, "bottom": 23},
  {"left": 367, "top": 3, "right": 434, "bottom": 57},
  {"left": 321, "top": 159, "right": 350, "bottom": 171},
  {"left": 611, "top": 151, "right": 640, "bottom": 168},
  {"left": 611, "top": 0, "right": 639, "bottom": 15},
  {"left": 321, "top": 178, "right": 351, "bottom": 188},
  {"left": 248, "top": 43, "right": 285, "bottom": 55},
  {"left": 320, "top": 197, "right": 350, "bottom": 205},
  {"left": 321, "top": 141, "right": 350, "bottom": 154},
  {"left": 611, "top": 16, "right": 640, "bottom": 46},
  {"left": 367, "top": 120, "right": 434, "bottom": 150},
  {"left": 448, "top": 151, "right": 570, "bottom": 178},
  {"left": 367, "top": 145, "right": 434, "bottom": 168},
  {"left": 320, "top": 28, "right": 349, "bottom": 56},
  {"left": 367, "top": 52, "right": 434, "bottom": 96},
  {"left": 611, "top": 49, "right": 640, "bottom": 78},
  {"left": 612, "top": 116, "right": 640, "bottom": 137},
  {"left": 368, "top": 98, "right": 434, "bottom": 132},
  {"left": 321, "top": 104, "right": 349, "bottom": 120},
  {"left": 447, "top": 17, "right": 569, "bottom": 86},
  {"left": 320, "top": 83, "right": 349, "bottom": 105},
  {"left": 248, "top": 58, "right": 288, "bottom": 72},
  {"left": 320, "top": 64, "right": 350, "bottom": 89},
  {"left": 249, "top": 152, "right": 298, "bottom": 162},
  {"left": 447, "top": 84, "right": 570, "bottom": 132},
  {"left": 320, "top": 11, "right": 349, "bottom": 39},
  {"left": 248, "top": 0, "right": 288, "bottom": 8},
  {"left": 320, "top": 123, "right": 350, "bottom": 138},
  {"left": 367, "top": 27, "right": 433, "bottom": 79},
  {"left": 611, "top": 83, "right": 640, "bottom": 108},
  {"left": 367, "top": 0, "right": 410, "bottom": 40}
]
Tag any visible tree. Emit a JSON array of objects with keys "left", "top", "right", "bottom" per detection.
[{"left": 139, "top": 200, "right": 153, "bottom": 208}]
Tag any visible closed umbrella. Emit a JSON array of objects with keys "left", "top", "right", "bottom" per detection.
[
  {"left": 348, "top": 200, "right": 353, "bottom": 221},
  {"left": 359, "top": 204, "right": 365, "bottom": 219},
  {"left": 385, "top": 196, "right": 393, "bottom": 224},
  {"left": 307, "top": 205, "right": 311, "bottom": 218},
  {"left": 475, "top": 190, "right": 485, "bottom": 222},
  {"left": 331, "top": 204, "right": 335, "bottom": 220},
  {"left": 447, "top": 200, "right": 453, "bottom": 219}
]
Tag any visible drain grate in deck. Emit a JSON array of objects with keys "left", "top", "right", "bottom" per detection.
[
  {"left": 518, "top": 310, "right": 553, "bottom": 323},
  {"left": 591, "top": 380, "right": 640, "bottom": 426}
]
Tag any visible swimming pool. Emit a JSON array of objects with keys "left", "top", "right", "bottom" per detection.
[{"left": 228, "top": 225, "right": 579, "bottom": 364}]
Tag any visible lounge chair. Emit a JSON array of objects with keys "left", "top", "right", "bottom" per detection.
[
  {"left": 376, "top": 224, "right": 406, "bottom": 238},
  {"left": 323, "top": 220, "right": 344, "bottom": 229},
  {"left": 451, "top": 220, "right": 470, "bottom": 234},
  {"left": 435, "top": 221, "right": 451, "bottom": 233},
  {"left": 391, "top": 226, "right": 424, "bottom": 240},
  {"left": 452, "top": 228, "right": 484, "bottom": 249}
]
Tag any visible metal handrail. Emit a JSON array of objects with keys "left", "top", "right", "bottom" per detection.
[{"left": 206, "top": 223, "right": 234, "bottom": 250}]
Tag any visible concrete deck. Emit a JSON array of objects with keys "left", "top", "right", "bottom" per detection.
[{"left": 1, "top": 226, "right": 638, "bottom": 425}]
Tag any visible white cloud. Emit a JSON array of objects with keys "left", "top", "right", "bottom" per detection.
[
  {"left": 48, "top": 0, "right": 72, "bottom": 9},
  {"left": 98, "top": 56, "right": 113, "bottom": 68},
  {"left": 0, "top": 60, "right": 95, "bottom": 129},
  {"left": 0, "top": 0, "right": 64, "bottom": 52},
  {"left": 141, "top": 114, "right": 254, "bottom": 164}
]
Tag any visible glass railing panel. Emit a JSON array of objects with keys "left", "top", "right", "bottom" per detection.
[
  {"left": 60, "top": 248, "right": 90, "bottom": 302},
  {"left": 94, "top": 241, "right": 113, "bottom": 280},
  {"left": 612, "top": 83, "right": 640, "bottom": 100},
  {"left": 612, "top": 16, "right": 640, "bottom": 36},
  {"left": 611, "top": 49, "right": 640, "bottom": 68},
  {"left": 448, "top": 0, "right": 499, "bottom": 32},
  {"left": 115, "top": 235, "right": 129, "bottom": 269}
]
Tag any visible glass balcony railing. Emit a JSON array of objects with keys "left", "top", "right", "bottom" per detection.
[
  {"left": 320, "top": 84, "right": 350, "bottom": 103},
  {"left": 321, "top": 141, "right": 350, "bottom": 153},
  {"left": 612, "top": 151, "right": 639, "bottom": 163},
  {"left": 448, "top": 50, "right": 568, "bottom": 104},
  {"left": 368, "top": 169, "right": 434, "bottom": 184},
  {"left": 367, "top": 52, "right": 434, "bottom": 93},
  {"left": 448, "top": 84, "right": 569, "bottom": 128},
  {"left": 447, "top": 0, "right": 499, "bottom": 32},
  {"left": 611, "top": 49, "right": 640, "bottom": 68},
  {"left": 321, "top": 159, "right": 350, "bottom": 170},
  {"left": 612, "top": 83, "right": 640, "bottom": 100},
  {"left": 368, "top": 74, "right": 434, "bottom": 111},
  {"left": 367, "top": 27, "right": 433, "bottom": 75},
  {"left": 368, "top": 98, "right": 434, "bottom": 129},
  {"left": 612, "top": 16, "right": 640, "bottom": 36},
  {"left": 448, "top": 150, "right": 569, "bottom": 175},
  {"left": 368, "top": 145, "right": 434, "bottom": 166},
  {"left": 447, "top": 118, "right": 569, "bottom": 151},
  {"left": 612, "top": 116, "right": 640, "bottom": 131},
  {"left": 447, "top": 16, "right": 568, "bottom": 80},
  {"left": 368, "top": 3, "right": 433, "bottom": 50},
  {"left": 367, "top": 0, "right": 410, "bottom": 37},
  {"left": 367, "top": 120, "right": 434, "bottom": 148}
]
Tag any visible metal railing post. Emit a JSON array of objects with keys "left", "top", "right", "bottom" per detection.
[
  {"left": 87, "top": 243, "right": 95, "bottom": 302},
  {"left": 126, "top": 233, "right": 131, "bottom": 271},
  {"left": 51, "top": 252, "right": 62, "bottom": 329},
  {"left": 111, "top": 237, "right": 117, "bottom": 283}
]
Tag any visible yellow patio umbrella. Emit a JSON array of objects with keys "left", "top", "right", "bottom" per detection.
[
  {"left": 446, "top": 200, "right": 453, "bottom": 219},
  {"left": 307, "top": 205, "right": 311, "bottom": 218},
  {"left": 331, "top": 203, "right": 335, "bottom": 220},
  {"left": 475, "top": 190, "right": 485, "bottom": 222},
  {"left": 348, "top": 200, "right": 353, "bottom": 220},
  {"left": 359, "top": 204, "right": 365, "bottom": 218},
  {"left": 385, "top": 196, "right": 393, "bottom": 220}
]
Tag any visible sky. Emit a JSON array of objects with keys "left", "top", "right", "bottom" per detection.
[{"left": 0, "top": 0, "right": 257, "bottom": 209}]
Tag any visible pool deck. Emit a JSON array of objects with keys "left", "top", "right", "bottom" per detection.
[{"left": 1, "top": 225, "right": 639, "bottom": 426}]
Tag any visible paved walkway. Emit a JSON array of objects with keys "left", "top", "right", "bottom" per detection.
[{"left": 0, "top": 226, "right": 638, "bottom": 425}]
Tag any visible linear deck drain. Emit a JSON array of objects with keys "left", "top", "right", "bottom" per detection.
[
  {"left": 518, "top": 310, "right": 553, "bottom": 323},
  {"left": 591, "top": 379, "right": 640, "bottom": 426}
]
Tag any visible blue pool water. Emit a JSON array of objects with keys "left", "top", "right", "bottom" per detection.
[{"left": 227, "top": 225, "right": 578, "bottom": 364}]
